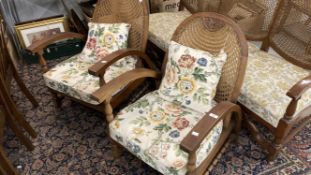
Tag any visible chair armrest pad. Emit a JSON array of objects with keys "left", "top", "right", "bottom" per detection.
[
  {"left": 91, "top": 68, "right": 161, "bottom": 102},
  {"left": 27, "top": 32, "right": 85, "bottom": 53},
  {"left": 88, "top": 49, "right": 157, "bottom": 77},
  {"left": 287, "top": 75, "right": 311, "bottom": 100},
  {"left": 180, "top": 101, "right": 241, "bottom": 153}
]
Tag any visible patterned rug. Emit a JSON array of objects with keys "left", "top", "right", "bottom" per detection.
[{"left": 4, "top": 59, "right": 311, "bottom": 175}]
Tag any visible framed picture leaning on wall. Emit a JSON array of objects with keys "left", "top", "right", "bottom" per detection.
[{"left": 14, "top": 15, "right": 69, "bottom": 48}]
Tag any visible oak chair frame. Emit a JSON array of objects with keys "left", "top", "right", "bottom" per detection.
[
  {"left": 0, "top": 18, "right": 37, "bottom": 150},
  {"left": 91, "top": 12, "right": 248, "bottom": 174},
  {"left": 27, "top": 0, "right": 154, "bottom": 113},
  {"left": 240, "top": 75, "right": 311, "bottom": 160},
  {"left": 237, "top": 0, "right": 311, "bottom": 160}
]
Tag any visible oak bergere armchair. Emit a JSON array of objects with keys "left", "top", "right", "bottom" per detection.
[
  {"left": 148, "top": 1, "right": 311, "bottom": 161},
  {"left": 92, "top": 13, "right": 248, "bottom": 174},
  {"left": 27, "top": 0, "right": 154, "bottom": 112}
]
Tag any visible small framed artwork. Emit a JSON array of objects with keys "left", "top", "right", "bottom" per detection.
[{"left": 15, "top": 16, "right": 69, "bottom": 48}]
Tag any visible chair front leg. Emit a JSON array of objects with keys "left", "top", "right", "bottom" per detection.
[
  {"left": 49, "top": 90, "right": 63, "bottom": 108},
  {"left": 268, "top": 119, "right": 291, "bottom": 160},
  {"left": 110, "top": 137, "right": 123, "bottom": 158},
  {"left": 104, "top": 97, "right": 114, "bottom": 123},
  {"left": 186, "top": 152, "right": 197, "bottom": 174},
  {"left": 103, "top": 98, "right": 123, "bottom": 158}
]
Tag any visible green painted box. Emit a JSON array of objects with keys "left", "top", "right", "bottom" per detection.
[{"left": 22, "top": 39, "right": 84, "bottom": 64}]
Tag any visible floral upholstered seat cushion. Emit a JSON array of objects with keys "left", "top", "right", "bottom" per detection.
[
  {"left": 149, "top": 11, "right": 191, "bottom": 51},
  {"left": 158, "top": 41, "right": 227, "bottom": 113},
  {"left": 44, "top": 55, "right": 136, "bottom": 105},
  {"left": 44, "top": 22, "right": 137, "bottom": 105},
  {"left": 109, "top": 91, "right": 223, "bottom": 175},
  {"left": 238, "top": 43, "right": 311, "bottom": 127}
]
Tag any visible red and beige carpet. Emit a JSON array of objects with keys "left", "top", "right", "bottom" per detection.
[{"left": 4, "top": 60, "right": 310, "bottom": 175}]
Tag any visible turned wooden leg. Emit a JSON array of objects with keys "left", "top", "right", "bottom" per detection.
[
  {"left": 268, "top": 120, "right": 291, "bottom": 161},
  {"left": 13, "top": 71, "right": 38, "bottom": 107},
  {"left": 186, "top": 152, "right": 196, "bottom": 174},
  {"left": 104, "top": 98, "right": 114, "bottom": 123},
  {"left": 104, "top": 98, "right": 122, "bottom": 158},
  {"left": 0, "top": 147, "right": 19, "bottom": 175}
]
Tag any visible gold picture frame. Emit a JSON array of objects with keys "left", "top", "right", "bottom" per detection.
[{"left": 15, "top": 16, "right": 69, "bottom": 48}]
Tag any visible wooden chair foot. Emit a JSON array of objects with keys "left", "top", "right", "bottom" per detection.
[
  {"left": 267, "top": 149, "right": 280, "bottom": 161},
  {"left": 111, "top": 142, "right": 123, "bottom": 158},
  {"left": 267, "top": 143, "right": 282, "bottom": 161},
  {"left": 51, "top": 91, "right": 63, "bottom": 108}
]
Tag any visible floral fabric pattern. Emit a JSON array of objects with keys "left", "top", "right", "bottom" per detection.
[
  {"left": 44, "top": 54, "right": 137, "bottom": 105},
  {"left": 238, "top": 43, "right": 311, "bottom": 127},
  {"left": 109, "top": 91, "right": 223, "bottom": 175},
  {"left": 79, "top": 22, "right": 130, "bottom": 63},
  {"left": 158, "top": 41, "right": 227, "bottom": 113},
  {"left": 149, "top": 11, "right": 191, "bottom": 51},
  {"left": 43, "top": 22, "right": 137, "bottom": 104}
]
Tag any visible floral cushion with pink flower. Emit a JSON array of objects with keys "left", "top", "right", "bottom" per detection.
[
  {"left": 158, "top": 41, "right": 227, "bottom": 113},
  {"left": 79, "top": 22, "right": 135, "bottom": 67},
  {"left": 42, "top": 22, "right": 138, "bottom": 105}
]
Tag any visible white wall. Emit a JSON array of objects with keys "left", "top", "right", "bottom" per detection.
[{"left": 14, "top": 0, "right": 63, "bottom": 22}]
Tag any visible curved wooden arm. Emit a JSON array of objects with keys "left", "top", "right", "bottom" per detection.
[
  {"left": 285, "top": 75, "right": 311, "bottom": 118},
  {"left": 91, "top": 68, "right": 161, "bottom": 102},
  {"left": 27, "top": 32, "right": 85, "bottom": 53},
  {"left": 88, "top": 49, "right": 158, "bottom": 77},
  {"left": 287, "top": 75, "right": 311, "bottom": 100},
  {"left": 180, "top": 102, "right": 241, "bottom": 153}
]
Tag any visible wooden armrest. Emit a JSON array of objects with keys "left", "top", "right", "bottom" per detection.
[
  {"left": 88, "top": 49, "right": 157, "bottom": 77},
  {"left": 91, "top": 68, "right": 161, "bottom": 102},
  {"left": 27, "top": 32, "right": 85, "bottom": 53},
  {"left": 180, "top": 102, "right": 241, "bottom": 153},
  {"left": 285, "top": 75, "right": 311, "bottom": 118},
  {"left": 287, "top": 75, "right": 311, "bottom": 101}
]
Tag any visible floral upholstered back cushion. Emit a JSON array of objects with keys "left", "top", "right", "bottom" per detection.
[
  {"left": 158, "top": 41, "right": 227, "bottom": 113},
  {"left": 79, "top": 22, "right": 131, "bottom": 63}
]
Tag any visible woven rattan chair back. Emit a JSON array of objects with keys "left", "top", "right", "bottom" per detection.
[
  {"left": 269, "top": 0, "right": 311, "bottom": 69},
  {"left": 181, "top": 0, "right": 221, "bottom": 12},
  {"left": 166, "top": 12, "right": 248, "bottom": 102},
  {"left": 91, "top": 0, "right": 149, "bottom": 52},
  {"left": 181, "top": 0, "right": 281, "bottom": 40},
  {"left": 224, "top": 0, "right": 281, "bottom": 40}
]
